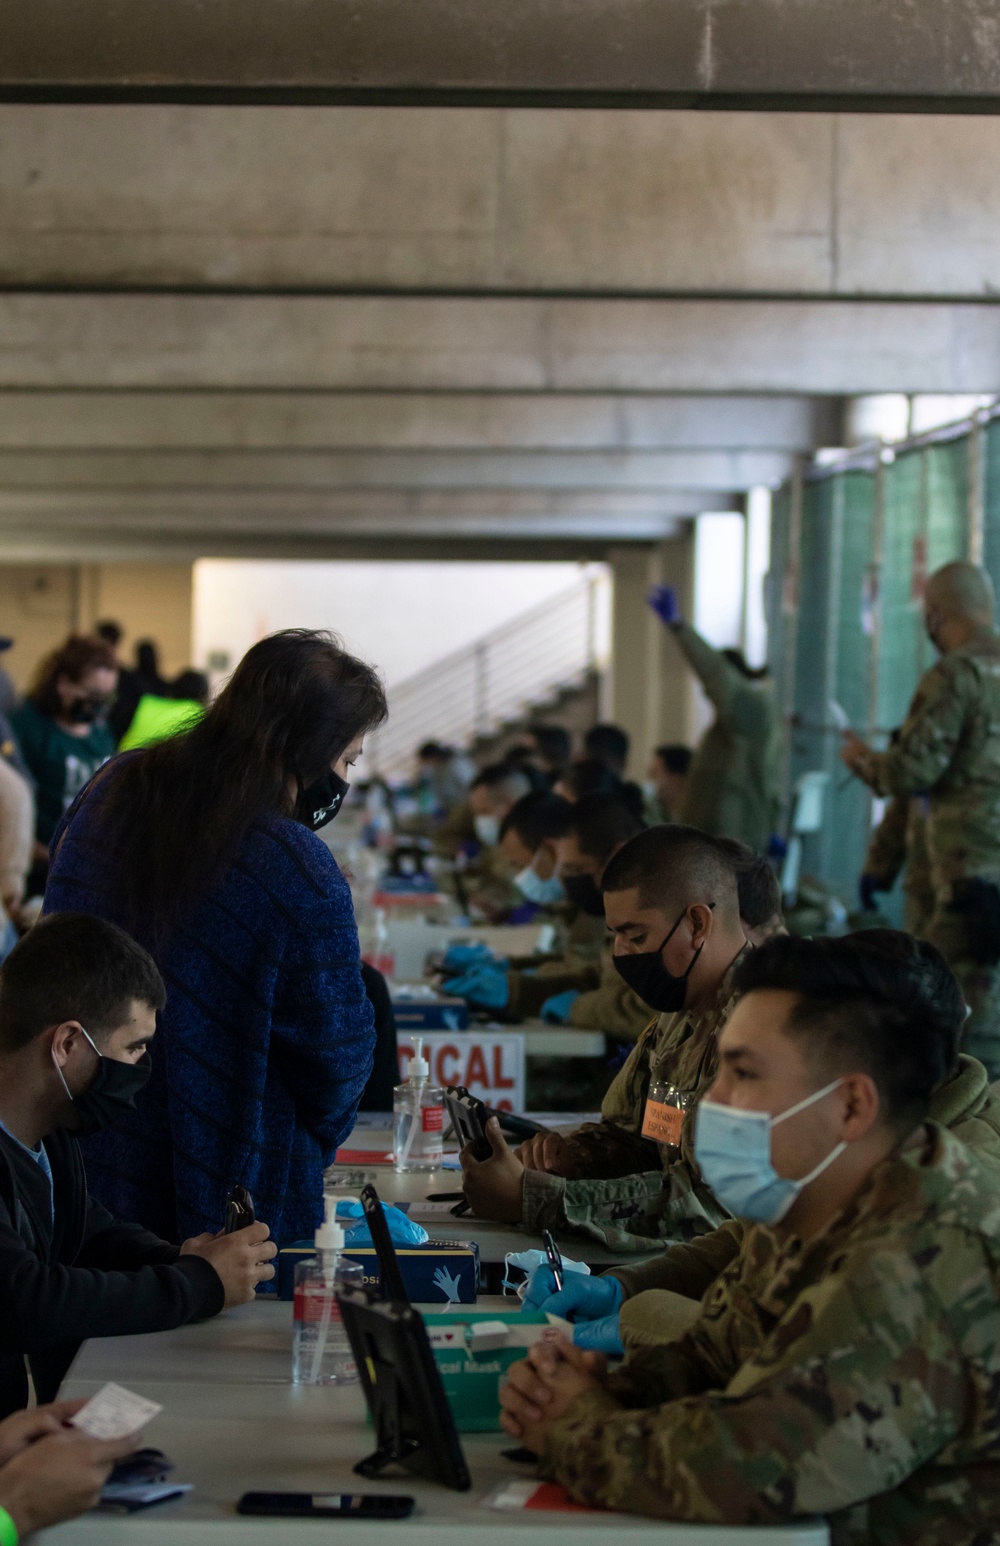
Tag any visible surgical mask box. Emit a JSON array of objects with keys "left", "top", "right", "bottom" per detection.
[
  {"left": 390, "top": 994, "right": 469, "bottom": 1032},
  {"left": 277, "top": 1239, "right": 480, "bottom": 1304},
  {"left": 423, "top": 1309, "right": 563, "bottom": 1431}
]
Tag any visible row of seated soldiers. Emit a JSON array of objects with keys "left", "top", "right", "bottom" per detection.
[{"left": 454, "top": 823, "right": 1000, "bottom": 1542}]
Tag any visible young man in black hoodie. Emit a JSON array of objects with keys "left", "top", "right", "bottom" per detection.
[{"left": 0, "top": 912, "right": 277, "bottom": 1419}]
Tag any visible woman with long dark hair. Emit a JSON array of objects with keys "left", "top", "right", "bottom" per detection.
[{"left": 45, "top": 630, "right": 387, "bottom": 1246}]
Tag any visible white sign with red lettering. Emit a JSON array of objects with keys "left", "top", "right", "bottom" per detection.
[{"left": 397, "top": 1033, "right": 525, "bottom": 1113}]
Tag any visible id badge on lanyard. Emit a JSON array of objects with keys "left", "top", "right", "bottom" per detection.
[{"left": 642, "top": 1079, "right": 690, "bottom": 1146}]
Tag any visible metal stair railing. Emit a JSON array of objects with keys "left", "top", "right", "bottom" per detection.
[{"left": 363, "top": 576, "right": 607, "bottom": 777}]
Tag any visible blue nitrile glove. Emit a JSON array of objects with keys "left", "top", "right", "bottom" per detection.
[
  {"left": 540, "top": 990, "right": 581, "bottom": 1025},
  {"left": 767, "top": 833, "right": 788, "bottom": 862},
  {"left": 648, "top": 584, "right": 681, "bottom": 626},
  {"left": 859, "top": 873, "right": 884, "bottom": 912},
  {"left": 522, "top": 1266, "right": 622, "bottom": 1321},
  {"left": 442, "top": 941, "right": 496, "bottom": 973},
  {"left": 442, "top": 961, "right": 509, "bottom": 1011},
  {"left": 572, "top": 1312, "right": 624, "bottom": 1355},
  {"left": 337, "top": 1202, "right": 429, "bottom": 1248}
]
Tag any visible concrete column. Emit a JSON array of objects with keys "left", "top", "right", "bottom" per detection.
[
  {"left": 608, "top": 533, "right": 695, "bottom": 780},
  {"left": 0, "top": 564, "right": 78, "bottom": 691},
  {"left": 82, "top": 562, "right": 195, "bottom": 678}
]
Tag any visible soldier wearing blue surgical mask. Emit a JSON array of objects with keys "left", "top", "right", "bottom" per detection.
[{"left": 499, "top": 931, "right": 1000, "bottom": 1543}]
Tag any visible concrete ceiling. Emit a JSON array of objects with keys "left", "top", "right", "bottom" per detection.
[{"left": 0, "top": 103, "right": 997, "bottom": 558}]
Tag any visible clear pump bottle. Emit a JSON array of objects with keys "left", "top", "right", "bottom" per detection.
[
  {"left": 291, "top": 1196, "right": 364, "bottom": 1385},
  {"left": 393, "top": 1036, "right": 444, "bottom": 1173}
]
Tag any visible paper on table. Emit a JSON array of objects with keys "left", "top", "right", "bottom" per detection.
[
  {"left": 483, "top": 1480, "right": 600, "bottom": 1513},
  {"left": 71, "top": 1383, "right": 163, "bottom": 1440}
]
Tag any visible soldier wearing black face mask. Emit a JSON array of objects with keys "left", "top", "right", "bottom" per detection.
[
  {"left": 503, "top": 797, "right": 650, "bottom": 1042},
  {"left": 460, "top": 825, "right": 749, "bottom": 1252},
  {"left": 0, "top": 914, "right": 279, "bottom": 1421}
]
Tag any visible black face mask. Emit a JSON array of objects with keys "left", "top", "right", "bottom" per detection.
[
  {"left": 612, "top": 907, "right": 708, "bottom": 1013},
  {"left": 562, "top": 872, "right": 606, "bottom": 918},
  {"left": 296, "top": 769, "right": 350, "bottom": 832},
  {"left": 67, "top": 695, "right": 109, "bottom": 726},
  {"left": 54, "top": 1030, "right": 153, "bottom": 1138}
]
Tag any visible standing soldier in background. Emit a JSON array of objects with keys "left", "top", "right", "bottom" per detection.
[
  {"left": 647, "top": 587, "right": 781, "bottom": 853},
  {"left": 842, "top": 561, "right": 1000, "bottom": 1077}
]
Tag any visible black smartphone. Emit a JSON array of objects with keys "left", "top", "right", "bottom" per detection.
[
  {"left": 237, "top": 1492, "right": 415, "bottom": 1519},
  {"left": 223, "top": 1185, "right": 255, "bottom": 1234},
  {"left": 443, "top": 1085, "right": 491, "bottom": 1160}
]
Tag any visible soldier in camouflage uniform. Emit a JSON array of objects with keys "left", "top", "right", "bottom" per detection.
[
  {"left": 501, "top": 931, "right": 1000, "bottom": 1544},
  {"left": 504, "top": 795, "right": 649, "bottom": 1037},
  {"left": 843, "top": 561, "right": 1000, "bottom": 1076},
  {"left": 460, "top": 826, "right": 749, "bottom": 1250}
]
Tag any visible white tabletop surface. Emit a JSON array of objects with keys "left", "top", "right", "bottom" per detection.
[{"left": 44, "top": 1301, "right": 829, "bottom": 1546}]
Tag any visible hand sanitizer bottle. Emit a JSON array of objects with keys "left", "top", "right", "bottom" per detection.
[
  {"left": 291, "top": 1197, "right": 364, "bottom": 1385},
  {"left": 393, "top": 1036, "right": 444, "bottom": 1173}
]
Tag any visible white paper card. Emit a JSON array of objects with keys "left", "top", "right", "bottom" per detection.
[{"left": 71, "top": 1383, "right": 163, "bottom": 1440}]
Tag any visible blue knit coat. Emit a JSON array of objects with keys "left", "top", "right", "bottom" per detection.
[{"left": 45, "top": 791, "right": 375, "bottom": 1247}]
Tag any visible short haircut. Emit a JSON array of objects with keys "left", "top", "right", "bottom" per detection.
[
  {"left": 655, "top": 744, "right": 693, "bottom": 777},
  {"left": 471, "top": 762, "right": 533, "bottom": 805},
  {"left": 418, "top": 740, "right": 450, "bottom": 761},
  {"left": 715, "top": 837, "right": 783, "bottom": 928},
  {"left": 500, "top": 791, "right": 573, "bottom": 849},
  {"left": 0, "top": 913, "right": 166, "bottom": 1054},
  {"left": 559, "top": 757, "right": 624, "bottom": 802},
  {"left": 568, "top": 795, "right": 645, "bottom": 865},
  {"left": 584, "top": 723, "right": 630, "bottom": 773},
  {"left": 601, "top": 823, "right": 740, "bottom": 927},
  {"left": 95, "top": 620, "right": 123, "bottom": 647},
  {"left": 528, "top": 723, "right": 572, "bottom": 771},
  {"left": 732, "top": 930, "right": 963, "bottom": 1128}
]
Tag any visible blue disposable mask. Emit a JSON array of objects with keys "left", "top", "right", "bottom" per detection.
[
  {"left": 694, "top": 1077, "right": 847, "bottom": 1225},
  {"left": 514, "top": 864, "right": 565, "bottom": 908}
]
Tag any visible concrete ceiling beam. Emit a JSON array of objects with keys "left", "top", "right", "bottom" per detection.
[
  {"left": 0, "top": 294, "right": 996, "bottom": 394},
  {"left": 0, "top": 390, "right": 839, "bottom": 453},
  {"left": 0, "top": 447, "right": 794, "bottom": 492},
  {"left": 4, "top": 2, "right": 1000, "bottom": 110},
  {"left": 2, "top": 109, "right": 1000, "bottom": 299},
  {"left": 0, "top": 486, "right": 730, "bottom": 541}
]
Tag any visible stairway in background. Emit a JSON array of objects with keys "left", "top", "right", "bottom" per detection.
[{"left": 362, "top": 575, "right": 609, "bottom": 778}]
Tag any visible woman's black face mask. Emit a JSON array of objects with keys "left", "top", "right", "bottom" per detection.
[{"left": 296, "top": 769, "right": 350, "bottom": 832}]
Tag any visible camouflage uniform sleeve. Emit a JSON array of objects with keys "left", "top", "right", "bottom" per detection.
[
  {"left": 609, "top": 1218, "right": 745, "bottom": 1301},
  {"left": 521, "top": 1158, "right": 729, "bottom": 1253},
  {"left": 860, "top": 656, "right": 972, "bottom": 798},
  {"left": 542, "top": 1247, "right": 966, "bottom": 1522},
  {"left": 669, "top": 624, "right": 738, "bottom": 719},
  {"left": 863, "top": 795, "right": 909, "bottom": 886}
]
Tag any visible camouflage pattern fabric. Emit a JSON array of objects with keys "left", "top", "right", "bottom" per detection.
[
  {"left": 670, "top": 623, "right": 782, "bottom": 852},
  {"left": 609, "top": 1053, "right": 1000, "bottom": 1347},
  {"left": 865, "top": 795, "right": 935, "bottom": 936},
  {"left": 505, "top": 912, "right": 609, "bottom": 1021},
  {"left": 542, "top": 1123, "right": 1000, "bottom": 1543},
  {"left": 856, "top": 631, "right": 1000, "bottom": 1075},
  {"left": 520, "top": 949, "right": 747, "bottom": 1251}
]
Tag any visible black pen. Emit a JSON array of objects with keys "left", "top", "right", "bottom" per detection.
[{"left": 541, "top": 1228, "right": 564, "bottom": 1293}]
